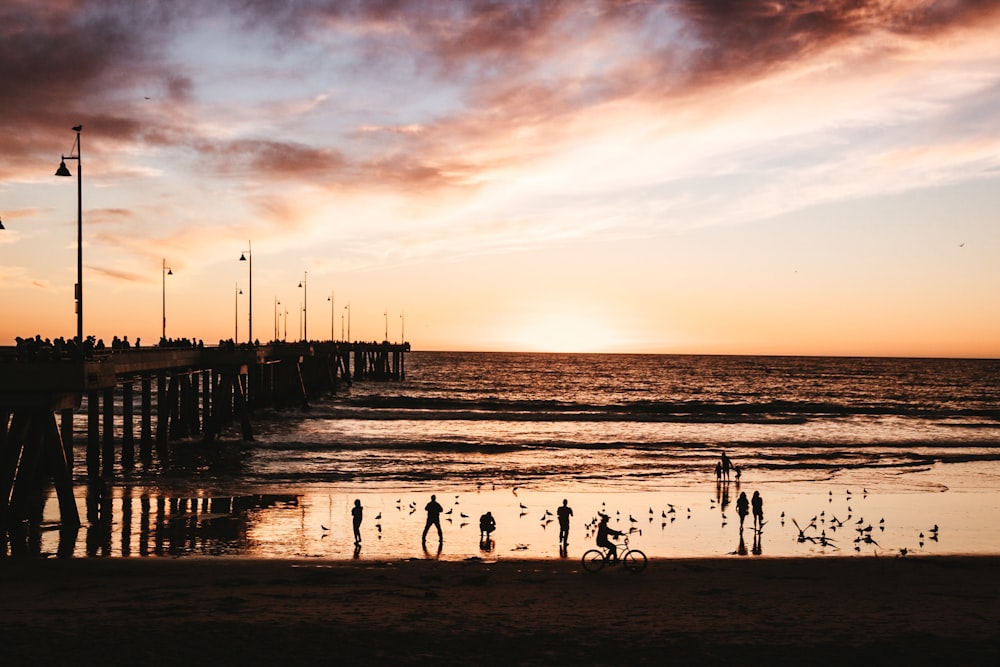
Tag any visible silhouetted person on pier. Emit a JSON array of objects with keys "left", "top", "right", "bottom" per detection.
[
  {"left": 352, "top": 498, "right": 363, "bottom": 545},
  {"left": 422, "top": 494, "right": 444, "bottom": 544},
  {"left": 736, "top": 491, "right": 749, "bottom": 529},
  {"left": 479, "top": 511, "right": 496, "bottom": 541},
  {"left": 751, "top": 490, "right": 764, "bottom": 530},
  {"left": 596, "top": 514, "right": 624, "bottom": 562},
  {"left": 557, "top": 498, "right": 573, "bottom": 545}
]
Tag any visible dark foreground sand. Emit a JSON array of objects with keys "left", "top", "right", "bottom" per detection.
[{"left": 1, "top": 556, "right": 998, "bottom": 666}]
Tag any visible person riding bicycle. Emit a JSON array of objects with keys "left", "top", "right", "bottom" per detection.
[{"left": 596, "top": 513, "right": 624, "bottom": 562}]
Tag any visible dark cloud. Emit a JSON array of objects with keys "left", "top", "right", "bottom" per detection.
[
  {"left": 672, "top": 0, "right": 1000, "bottom": 79},
  {"left": 3, "top": 1, "right": 999, "bottom": 188}
]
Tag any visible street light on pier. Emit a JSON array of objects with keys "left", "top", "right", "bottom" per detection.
[
  {"left": 328, "top": 291, "right": 335, "bottom": 341},
  {"left": 54, "top": 125, "right": 84, "bottom": 342},
  {"left": 161, "top": 258, "right": 173, "bottom": 340},
  {"left": 234, "top": 283, "right": 243, "bottom": 342},
  {"left": 274, "top": 297, "right": 281, "bottom": 342},
  {"left": 400, "top": 313, "right": 405, "bottom": 344},
  {"left": 344, "top": 302, "right": 351, "bottom": 343},
  {"left": 384, "top": 309, "right": 388, "bottom": 342},
  {"left": 298, "top": 271, "right": 308, "bottom": 341},
  {"left": 239, "top": 241, "right": 252, "bottom": 344}
]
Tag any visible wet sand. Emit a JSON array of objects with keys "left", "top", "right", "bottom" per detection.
[{"left": 1, "top": 555, "right": 998, "bottom": 665}]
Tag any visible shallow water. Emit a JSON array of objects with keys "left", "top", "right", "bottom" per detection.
[{"left": 16, "top": 352, "right": 1000, "bottom": 559}]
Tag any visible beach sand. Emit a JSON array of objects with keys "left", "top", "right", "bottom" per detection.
[{"left": 1, "top": 555, "right": 997, "bottom": 665}]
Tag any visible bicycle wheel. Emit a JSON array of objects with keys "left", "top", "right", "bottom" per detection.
[
  {"left": 622, "top": 549, "right": 647, "bottom": 573},
  {"left": 581, "top": 549, "right": 606, "bottom": 573}
]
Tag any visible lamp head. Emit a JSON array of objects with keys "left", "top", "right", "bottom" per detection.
[
  {"left": 167, "top": 268, "right": 173, "bottom": 275},
  {"left": 239, "top": 253, "right": 247, "bottom": 261},
  {"left": 55, "top": 160, "right": 72, "bottom": 177}
]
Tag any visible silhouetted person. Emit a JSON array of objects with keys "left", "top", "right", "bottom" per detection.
[
  {"left": 556, "top": 498, "right": 573, "bottom": 545},
  {"left": 720, "top": 452, "right": 732, "bottom": 481},
  {"left": 715, "top": 461, "right": 722, "bottom": 481},
  {"left": 734, "top": 466, "right": 742, "bottom": 483},
  {"left": 751, "top": 490, "right": 764, "bottom": 530},
  {"left": 351, "top": 498, "right": 363, "bottom": 545},
  {"left": 479, "top": 511, "right": 496, "bottom": 540},
  {"left": 596, "top": 514, "right": 624, "bottom": 562},
  {"left": 736, "top": 491, "right": 749, "bottom": 530},
  {"left": 422, "top": 494, "right": 444, "bottom": 544}
]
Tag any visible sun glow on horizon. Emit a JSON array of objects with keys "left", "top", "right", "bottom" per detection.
[{"left": 508, "top": 312, "right": 629, "bottom": 354}]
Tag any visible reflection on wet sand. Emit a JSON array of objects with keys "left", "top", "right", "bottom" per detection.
[{"left": 3, "top": 487, "right": 300, "bottom": 558}]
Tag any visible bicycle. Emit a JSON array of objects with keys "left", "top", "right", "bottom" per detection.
[{"left": 582, "top": 535, "right": 647, "bottom": 573}]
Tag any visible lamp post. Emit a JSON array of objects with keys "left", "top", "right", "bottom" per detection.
[
  {"left": 54, "top": 125, "right": 83, "bottom": 342},
  {"left": 344, "top": 302, "right": 351, "bottom": 342},
  {"left": 161, "top": 258, "right": 173, "bottom": 341},
  {"left": 384, "top": 309, "right": 388, "bottom": 342},
  {"left": 274, "top": 297, "right": 281, "bottom": 342},
  {"left": 328, "top": 291, "right": 334, "bottom": 341},
  {"left": 298, "top": 271, "right": 308, "bottom": 341},
  {"left": 400, "top": 313, "right": 405, "bottom": 343},
  {"left": 234, "top": 283, "right": 242, "bottom": 342},
  {"left": 239, "top": 241, "right": 252, "bottom": 344}
]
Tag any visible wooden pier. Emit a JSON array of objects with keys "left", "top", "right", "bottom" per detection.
[{"left": 0, "top": 341, "right": 409, "bottom": 533}]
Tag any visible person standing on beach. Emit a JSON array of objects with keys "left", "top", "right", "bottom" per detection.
[
  {"left": 422, "top": 494, "right": 444, "bottom": 544},
  {"left": 751, "top": 490, "right": 764, "bottom": 530},
  {"left": 721, "top": 452, "right": 733, "bottom": 481},
  {"left": 736, "top": 491, "right": 749, "bottom": 530},
  {"left": 556, "top": 499, "right": 573, "bottom": 545},
  {"left": 351, "top": 498, "right": 363, "bottom": 545}
]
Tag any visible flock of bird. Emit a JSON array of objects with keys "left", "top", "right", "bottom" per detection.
[
  {"left": 780, "top": 488, "right": 941, "bottom": 556},
  {"left": 316, "top": 484, "right": 943, "bottom": 558}
]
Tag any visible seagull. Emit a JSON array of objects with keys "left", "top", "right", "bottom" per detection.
[{"left": 375, "top": 512, "right": 381, "bottom": 520}]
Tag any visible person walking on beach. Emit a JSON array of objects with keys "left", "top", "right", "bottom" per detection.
[
  {"left": 596, "top": 513, "right": 624, "bottom": 562},
  {"left": 351, "top": 498, "right": 363, "bottom": 545},
  {"left": 422, "top": 494, "right": 444, "bottom": 544},
  {"left": 479, "top": 511, "right": 496, "bottom": 541},
  {"left": 720, "top": 452, "right": 733, "bottom": 481},
  {"left": 751, "top": 490, "right": 764, "bottom": 530},
  {"left": 736, "top": 491, "right": 749, "bottom": 530},
  {"left": 556, "top": 499, "right": 573, "bottom": 545}
]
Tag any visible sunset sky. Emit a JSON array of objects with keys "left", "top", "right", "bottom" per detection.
[{"left": 2, "top": 0, "right": 999, "bottom": 356}]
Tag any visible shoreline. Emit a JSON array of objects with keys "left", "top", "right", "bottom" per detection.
[{"left": 2, "top": 555, "right": 998, "bottom": 665}]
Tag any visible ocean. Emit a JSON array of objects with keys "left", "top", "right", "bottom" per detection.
[{"left": 27, "top": 352, "right": 1000, "bottom": 560}]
